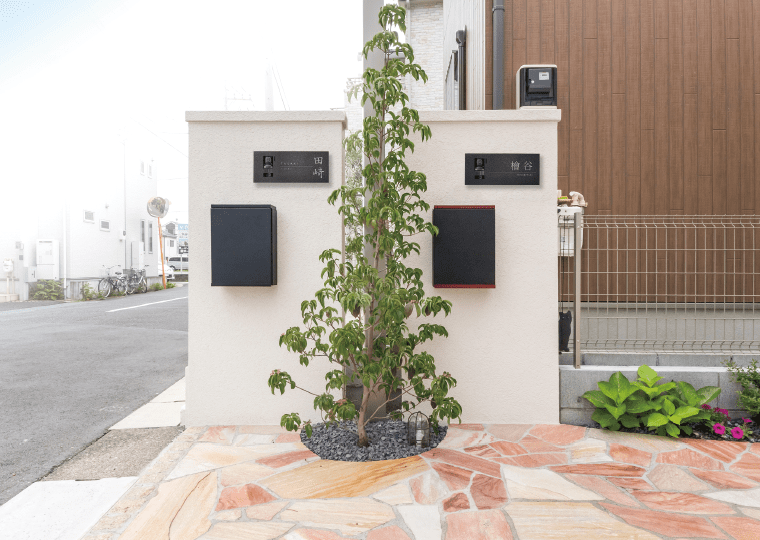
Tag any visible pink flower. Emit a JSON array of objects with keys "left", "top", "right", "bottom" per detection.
[
  {"left": 701, "top": 404, "right": 712, "bottom": 410},
  {"left": 716, "top": 408, "right": 729, "bottom": 416},
  {"left": 744, "top": 418, "right": 753, "bottom": 424},
  {"left": 731, "top": 426, "right": 745, "bottom": 439},
  {"left": 713, "top": 423, "right": 726, "bottom": 435}
]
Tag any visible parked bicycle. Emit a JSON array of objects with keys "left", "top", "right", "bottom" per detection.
[
  {"left": 98, "top": 265, "right": 127, "bottom": 297},
  {"left": 126, "top": 265, "right": 149, "bottom": 295}
]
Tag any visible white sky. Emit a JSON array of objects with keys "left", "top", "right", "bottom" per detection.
[{"left": 0, "top": 0, "right": 368, "bottom": 229}]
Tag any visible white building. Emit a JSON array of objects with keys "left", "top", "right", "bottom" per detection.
[{"left": 0, "top": 139, "right": 162, "bottom": 301}]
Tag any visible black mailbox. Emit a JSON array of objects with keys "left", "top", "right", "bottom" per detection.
[
  {"left": 210, "top": 204, "right": 277, "bottom": 286},
  {"left": 432, "top": 206, "right": 495, "bottom": 288},
  {"left": 517, "top": 65, "right": 557, "bottom": 108}
]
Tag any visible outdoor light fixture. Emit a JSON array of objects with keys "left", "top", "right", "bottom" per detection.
[{"left": 407, "top": 412, "right": 431, "bottom": 449}]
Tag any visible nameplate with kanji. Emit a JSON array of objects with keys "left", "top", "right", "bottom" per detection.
[
  {"left": 465, "top": 153, "right": 540, "bottom": 186},
  {"left": 253, "top": 151, "right": 330, "bottom": 183}
]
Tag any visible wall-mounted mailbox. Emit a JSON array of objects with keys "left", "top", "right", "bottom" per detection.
[
  {"left": 253, "top": 151, "right": 329, "bottom": 183},
  {"left": 432, "top": 206, "right": 495, "bottom": 288},
  {"left": 465, "top": 153, "right": 540, "bottom": 185},
  {"left": 516, "top": 65, "right": 558, "bottom": 108},
  {"left": 211, "top": 204, "right": 277, "bottom": 286}
]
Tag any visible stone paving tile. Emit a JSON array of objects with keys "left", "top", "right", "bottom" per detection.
[
  {"left": 507, "top": 502, "right": 659, "bottom": 539},
  {"left": 204, "top": 521, "right": 295, "bottom": 539},
  {"left": 216, "top": 483, "right": 276, "bottom": 511},
  {"left": 486, "top": 424, "right": 531, "bottom": 441},
  {"left": 199, "top": 426, "right": 236, "bottom": 444},
  {"left": 370, "top": 482, "right": 414, "bottom": 505},
  {"left": 278, "top": 499, "right": 394, "bottom": 535},
  {"left": 609, "top": 444, "right": 652, "bottom": 467},
  {"left": 550, "top": 463, "right": 647, "bottom": 476},
  {"left": 238, "top": 426, "right": 291, "bottom": 434},
  {"left": 396, "top": 505, "right": 441, "bottom": 540},
  {"left": 488, "top": 440, "right": 527, "bottom": 456},
  {"left": 212, "top": 509, "right": 241, "bottom": 521},
  {"left": 564, "top": 473, "right": 640, "bottom": 506},
  {"left": 568, "top": 438, "right": 612, "bottom": 463},
  {"left": 601, "top": 503, "right": 729, "bottom": 538},
  {"left": 118, "top": 472, "right": 217, "bottom": 540},
  {"left": 445, "top": 509, "right": 513, "bottom": 540},
  {"left": 234, "top": 434, "right": 277, "bottom": 446},
  {"left": 470, "top": 473, "right": 508, "bottom": 509},
  {"left": 366, "top": 525, "right": 413, "bottom": 540},
  {"left": 260, "top": 456, "right": 428, "bottom": 499},
  {"left": 607, "top": 477, "right": 653, "bottom": 490},
  {"left": 410, "top": 470, "right": 449, "bottom": 504},
  {"left": 430, "top": 462, "right": 472, "bottom": 491},
  {"left": 421, "top": 448, "right": 502, "bottom": 477},
  {"left": 454, "top": 423, "right": 485, "bottom": 431},
  {"left": 517, "top": 435, "right": 564, "bottom": 453},
  {"left": 276, "top": 433, "right": 303, "bottom": 443},
  {"left": 529, "top": 424, "right": 587, "bottom": 446},
  {"left": 220, "top": 462, "right": 275, "bottom": 487},
  {"left": 710, "top": 516, "right": 760, "bottom": 540},
  {"left": 740, "top": 506, "right": 760, "bottom": 519},
  {"left": 442, "top": 492, "right": 470, "bottom": 512},
  {"left": 684, "top": 439, "right": 748, "bottom": 463},
  {"left": 502, "top": 465, "right": 603, "bottom": 501},
  {"left": 656, "top": 448, "right": 725, "bottom": 470},
  {"left": 437, "top": 429, "right": 496, "bottom": 449},
  {"left": 166, "top": 443, "right": 299, "bottom": 480},
  {"left": 690, "top": 468, "right": 760, "bottom": 490},
  {"left": 730, "top": 453, "right": 760, "bottom": 482},
  {"left": 647, "top": 464, "right": 712, "bottom": 492},
  {"left": 462, "top": 444, "right": 501, "bottom": 458},
  {"left": 256, "top": 449, "right": 319, "bottom": 468},
  {"left": 285, "top": 529, "right": 353, "bottom": 540},
  {"left": 495, "top": 452, "right": 568, "bottom": 468},
  {"left": 632, "top": 490, "right": 736, "bottom": 514},
  {"left": 588, "top": 428, "right": 684, "bottom": 452},
  {"left": 245, "top": 500, "right": 289, "bottom": 520},
  {"left": 705, "top": 487, "right": 760, "bottom": 508}
]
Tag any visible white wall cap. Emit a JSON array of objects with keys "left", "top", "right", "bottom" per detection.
[
  {"left": 418, "top": 109, "right": 562, "bottom": 123},
  {"left": 185, "top": 111, "right": 347, "bottom": 127}
]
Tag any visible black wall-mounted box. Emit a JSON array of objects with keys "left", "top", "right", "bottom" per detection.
[
  {"left": 432, "top": 206, "right": 495, "bottom": 288},
  {"left": 210, "top": 205, "right": 277, "bottom": 286},
  {"left": 517, "top": 65, "right": 558, "bottom": 108},
  {"left": 465, "top": 153, "right": 540, "bottom": 185},
  {"left": 253, "top": 151, "right": 329, "bottom": 183}
]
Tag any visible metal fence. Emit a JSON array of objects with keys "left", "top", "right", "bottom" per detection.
[{"left": 559, "top": 215, "right": 760, "bottom": 354}]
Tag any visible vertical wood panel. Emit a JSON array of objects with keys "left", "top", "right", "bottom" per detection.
[
  {"left": 711, "top": 0, "right": 726, "bottom": 130},
  {"left": 684, "top": 94, "right": 699, "bottom": 213},
  {"left": 558, "top": 94, "right": 569, "bottom": 176},
  {"left": 513, "top": 0, "right": 527, "bottom": 40},
  {"left": 697, "top": 0, "right": 712, "bottom": 176},
  {"left": 584, "top": 0, "right": 598, "bottom": 38},
  {"left": 569, "top": 0, "right": 584, "bottom": 130},
  {"left": 641, "top": 130, "right": 656, "bottom": 212},
  {"left": 512, "top": 38, "right": 527, "bottom": 85},
  {"left": 669, "top": 0, "right": 684, "bottom": 211},
  {"left": 611, "top": 0, "right": 626, "bottom": 94},
  {"left": 641, "top": 0, "right": 655, "bottom": 130},
  {"left": 527, "top": 0, "right": 541, "bottom": 61},
  {"left": 570, "top": 131, "right": 584, "bottom": 193},
  {"left": 654, "top": 0, "right": 669, "bottom": 38},
  {"left": 555, "top": 0, "right": 569, "bottom": 97},
  {"left": 755, "top": 0, "right": 760, "bottom": 94},
  {"left": 683, "top": 0, "right": 698, "bottom": 94},
  {"left": 626, "top": 0, "right": 641, "bottom": 177},
  {"left": 756, "top": 95, "right": 760, "bottom": 213},
  {"left": 712, "top": 131, "right": 727, "bottom": 213},
  {"left": 740, "top": 0, "right": 755, "bottom": 210},
  {"left": 541, "top": 0, "right": 555, "bottom": 63},
  {"left": 584, "top": 39, "right": 599, "bottom": 208},
  {"left": 612, "top": 93, "right": 626, "bottom": 213},
  {"left": 655, "top": 38, "right": 670, "bottom": 214},
  {"left": 725, "top": 0, "right": 739, "bottom": 38},
  {"left": 627, "top": 176, "right": 642, "bottom": 214},
  {"left": 699, "top": 175, "right": 713, "bottom": 213},
  {"left": 726, "top": 39, "right": 741, "bottom": 214},
  {"left": 598, "top": 0, "right": 612, "bottom": 212}
]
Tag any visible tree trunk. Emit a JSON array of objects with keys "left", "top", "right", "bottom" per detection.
[{"left": 357, "top": 384, "right": 371, "bottom": 447}]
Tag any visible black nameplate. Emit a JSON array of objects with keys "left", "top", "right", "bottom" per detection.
[
  {"left": 253, "top": 151, "right": 329, "bottom": 183},
  {"left": 465, "top": 153, "right": 540, "bottom": 185}
]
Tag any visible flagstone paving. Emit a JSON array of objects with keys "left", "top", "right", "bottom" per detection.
[{"left": 84, "top": 424, "right": 760, "bottom": 539}]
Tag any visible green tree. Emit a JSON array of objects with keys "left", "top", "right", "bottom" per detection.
[{"left": 268, "top": 5, "right": 462, "bottom": 448}]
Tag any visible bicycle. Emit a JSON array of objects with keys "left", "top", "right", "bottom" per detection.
[
  {"left": 98, "top": 265, "right": 127, "bottom": 297},
  {"left": 126, "top": 265, "right": 149, "bottom": 295}
]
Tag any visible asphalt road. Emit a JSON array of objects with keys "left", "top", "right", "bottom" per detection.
[{"left": 0, "top": 286, "right": 188, "bottom": 505}]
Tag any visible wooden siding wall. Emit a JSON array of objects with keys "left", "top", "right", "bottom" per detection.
[{"left": 488, "top": 0, "right": 760, "bottom": 217}]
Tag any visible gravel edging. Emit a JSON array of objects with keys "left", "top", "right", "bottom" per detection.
[{"left": 300, "top": 419, "right": 448, "bottom": 461}]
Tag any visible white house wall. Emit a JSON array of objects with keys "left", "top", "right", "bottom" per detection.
[
  {"left": 403, "top": 0, "right": 445, "bottom": 111},
  {"left": 442, "top": 0, "right": 486, "bottom": 110}
]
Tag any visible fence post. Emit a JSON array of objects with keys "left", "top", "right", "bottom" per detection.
[{"left": 574, "top": 211, "right": 582, "bottom": 369}]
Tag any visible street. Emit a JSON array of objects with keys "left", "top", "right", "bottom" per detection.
[{"left": 0, "top": 286, "right": 188, "bottom": 505}]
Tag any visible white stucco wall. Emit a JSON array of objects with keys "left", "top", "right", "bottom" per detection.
[
  {"left": 403, "top": 0, "right": 445, "bottom": 111},
  {"left": 184, "top": 111, "right": 346, "bottom": 426},
  {"left": 403, "top": 110, "right": 561, "bottom": 424}
]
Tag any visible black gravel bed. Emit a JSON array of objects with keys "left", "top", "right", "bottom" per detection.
[
  {"left": 300, "top": 419, "right": 448, "bottom": 461},
  {"left": 572, "top": 418, "right": 759, "bottom": 443}
]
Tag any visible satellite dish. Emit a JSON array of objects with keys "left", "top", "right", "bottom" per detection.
[{"left": 147, "top": 197, "right": 171, "bottom": 218}]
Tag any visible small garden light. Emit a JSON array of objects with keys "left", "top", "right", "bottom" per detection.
[{"left": 407, "top": 412, "right": 430, "bottom": 448}]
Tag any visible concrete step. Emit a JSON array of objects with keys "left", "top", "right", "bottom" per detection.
[{"left": 0, "top": 294, "right": 20, "bottom": 303}]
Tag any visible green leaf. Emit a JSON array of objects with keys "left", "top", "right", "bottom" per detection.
[
  {"left": 592, "top": 409, "right": 617, "bottom": 429},
  {"left": 662, "top": 399, "right": 676, "bottom": 416},
  {"left": 626, "top": 397, "right": 653, "bottom": 414},
  {"left": 677, "top": 381, "right": 699, "bottom": 405},
  {"left": 680, "top": 424, "right": 693, "bottom": 435},
  {"left": 603, "top": 403, "right": 627, "bottom": 420},
  {"left": 637, "top": 364, "right": 662, "bottom": 386},
  {"left": 620, "top": 414, "right": 640, "bottom": 429},
  {"left": 665, "top": 423, "right": 681, "bottom": 438},
  {"left": 646, "top": 412, "right": 669, "bottom": 428},
  {"left": 583, "top": 390, "right": 615, "bottom": 409},
  {"left": 607, "top": 372, "right": 636, "bottom": 404},
  {"left": 696, "top": 386, "right": 721, "bottom": 405},
  {"left": 672, "top": 405, "right": 700, "bottom": 420}
]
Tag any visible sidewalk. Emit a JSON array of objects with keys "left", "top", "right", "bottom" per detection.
[{"left": 3, "top": 377, "right": 760, "bottom": 539}]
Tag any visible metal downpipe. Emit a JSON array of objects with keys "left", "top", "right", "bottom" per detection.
[{"left": 493, "top": 0, "right": 504, "bottom": 109}]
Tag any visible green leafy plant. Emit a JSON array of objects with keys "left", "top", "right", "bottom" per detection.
[
  {"left": 583, "top": 365, "right": 719, "bottom": 438},
  {"left": 149, "top": 283, "right": 164, "bottom": 291},
  {"left": 269, "top": 5, "right": 462, "bottom": 447},
  {"left": 725, "top": 359, "right": 760, "bottom": 420},
  {"left": 81, "top": 282, "right": 97, "bottom": 301},
  {"left": 30, "top": 279, "right": 64, "bottom": 300},
  {"left": 166, "top": 282, "right": 176, "bottom": 289}
]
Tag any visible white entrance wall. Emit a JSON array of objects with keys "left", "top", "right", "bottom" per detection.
[
  {"left": 184, "top": 112, "right": 346, "bottom": 426},
  {"left": 184, "top": 109, "right": 560, "bottom": 427}
]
